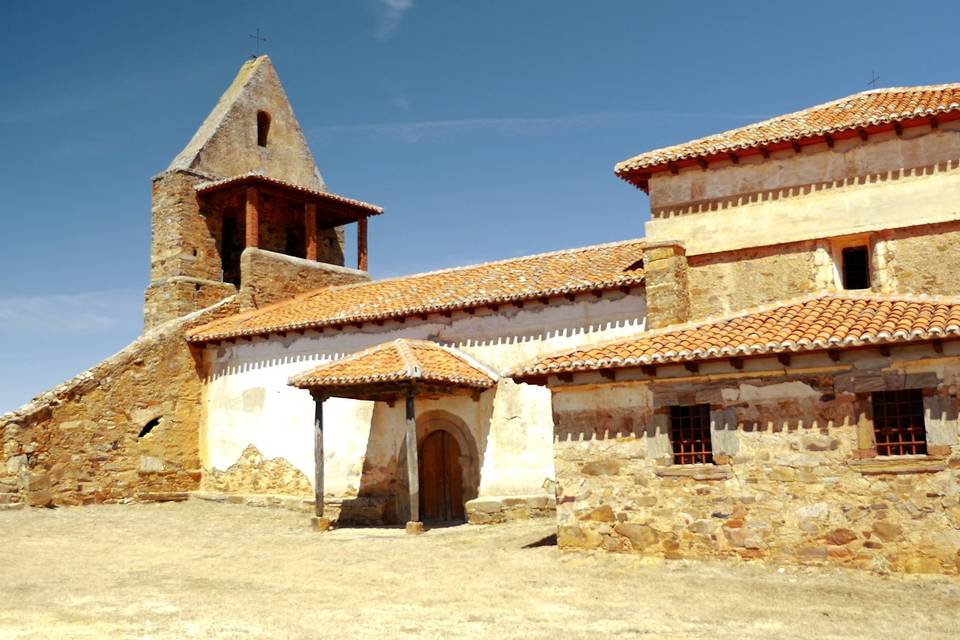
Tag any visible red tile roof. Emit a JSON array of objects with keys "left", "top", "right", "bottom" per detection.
[
  {"left": 188, "top": 238, "right": 645, "bottom": 343},
  {"left": 196, "top": 172, "right": 384, "bottom": 215},
  {"left": 616, "top": 84, "right": 960, "bottom": 185},
  {"left": 289, "top": 339, "right": 496, "bottom": 390},
  {"left": 515, "top": 293, "right": 960, "bottom": 378}
]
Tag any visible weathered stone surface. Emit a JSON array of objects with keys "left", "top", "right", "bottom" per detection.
[
  {"left": 201, "top": 444, "right": 312, "bottom": 497},
  {"left": 614, "top": 523, "right": 659, "bottom": 550},
  {"left": 581, "top": 459, "right": 621, "bottom": 476},
  {"left": 872, "top": 520, "right": 903, "bottom": 542},
  {"left": 0, "top": 297, "right": 239, "bottom": 507},
  {"left": 465, "top": 495, "right": 556, "bottom": 525},
  {"left": 236, "top": 248, "right": 368, "bottom": 311},
  {"left": 824, "top": 528, "right": 858, "bottom": 546}
]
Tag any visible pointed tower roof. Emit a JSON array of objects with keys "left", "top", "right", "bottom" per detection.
[{"left": 168, "top": 55, "right": 325, "bottom": 190}]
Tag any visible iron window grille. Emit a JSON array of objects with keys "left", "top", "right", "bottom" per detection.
[
  {"left": 669, "top": 404, "right": 713, "bottom": 465},
  {"left": 871, "top": 389, "right": 928, "bottom": 456}
]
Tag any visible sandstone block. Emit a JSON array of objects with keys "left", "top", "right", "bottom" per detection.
[
  {"left": 311, "top": 516, "right": 332, "bottom": 532},
  {"left": 614, "top": 523, "right": 659, "bottom": 550},
  {"left": 824, "top": 528, "right": 858, "bottom": 546},
  {"left": 581, "top": 459, "right": 621, "bottom": 476},
  {"left": 582, "top": 505, "right": 616, "bottom": 522},
  {"left": 558, "top": 524, "right": 603, "bottom": 549},
  {"left": 405, "top": 521, "right": 425, "bottom": 535},
  {"left": 872, "top": 520, "right": 903, "bottom": 542}
]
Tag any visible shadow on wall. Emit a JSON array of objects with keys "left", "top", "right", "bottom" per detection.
[
  {"left": 206, "top": 315, "right": 645, "bottom": 382},
  {"left": 653, "top": 160, "right": 960, "bottom": 219},
  {"left": 338, "top": 406, "right": 487, "bottom": 526}
]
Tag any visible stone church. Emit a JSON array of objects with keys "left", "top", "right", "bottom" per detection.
[{"left": 3, "top": 56, "right": 960, "bottom": 574}]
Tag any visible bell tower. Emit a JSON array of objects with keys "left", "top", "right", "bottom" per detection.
[{"left": 144, "top": 56, "right": 379, "bottom": 330}]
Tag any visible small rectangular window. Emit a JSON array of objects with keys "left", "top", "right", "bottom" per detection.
[
  {"left": 669, "top": 404, "right": 713, "bottom": 465},
  {"left": 842, "top": 246, "right": 870, "bottom": 290},
  {"left": 871, "top": 389, "right": 927, "bottom": 456}
]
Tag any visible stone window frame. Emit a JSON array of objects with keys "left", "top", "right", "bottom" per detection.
[
  {"left": 648, "top": 402, "right": 739, "bottom": 468},
  {"left": 829, "top": 233, "right": 875, "bottom": 292},
  {"left": 853, "top": 386, "right": 954, "bottom": 465}
]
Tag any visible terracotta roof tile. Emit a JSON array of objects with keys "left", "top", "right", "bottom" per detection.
[
  {"left": 289, "top": 339, "right": 496, "bottom": 390},
  {"left": 196, "top": 172, "right": 384, "bottom": 215},
  {"left": 616, "top": 84, "right": 960, "bottom": 180},
  {"left": 516, "top": 293, "right": 960, "bottom": 377},
  {"left": 188, "top": 238, "right": 645, "bottom": 343}
]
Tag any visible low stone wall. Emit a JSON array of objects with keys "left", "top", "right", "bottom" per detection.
[
  {"left": 466, "top": 495, "right": 556, "bottom": 524},
  {"left": 237, "top": 247, "right": 369, "bottom": 310},
  {"left": 552, "top": 362, "right": 960, "bottom": 575},
  {"left": 0, "top": 297, "right": 239, "bottom": 507}
]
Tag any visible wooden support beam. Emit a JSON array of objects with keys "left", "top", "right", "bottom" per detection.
[
  {"left": 791, "top": 141, "right": 803, "bottom": 154},
  {"left": 930, "top": 116, "right": 939, "bottom": 129},
  {"left": 697, "top": 158, "right": 709, "bottom": 171},
  {"left": 565, "top": 293, "right": 576, "bottom": 302},
  {"left": 777, "top": 353, "right": 791, "bottom": 367},
  {"left": 405, "top": 392, "right": 420, "bottom": 526},
  {"left": 729, "top": 357, "right": 744, "bottom": 370},
  {"left": 894, "top": 122, "right": 903, "bottom": 137},
  {"left": 684, "top": 362, "right": 699, "bottom": 373},
  {"left": 857, "top": 129, "right": 869, "bottom": 142},
  {"left": 600, "top": 369, "right": 616, "bottom": 381},
  {"left": 668, "top": 162, "right": 679, "bottom": 175},
  {"left": 760, "top": 147, "right": 770, "bottom": 159},
  {"left": 828, "top": 349, "right": 841, "bottom": 362},
  {"left": 933, "top": 339, "right": 944, "bottom": 354},
  {"left": 879, "top": 344, "right": 891, "bottom": 357},
  {"left": 641, "top": 365, "right": 657, "bottom": 377},
  {"left": 824, "top": 134, "right": 835, "bottom": 148},
  {"left": 728, "top": 152, "right": 739, "bottom": 164},
  {"left": 312, "top": 393, "right": 325, "bottom": 518},
  {"left": 592, "top": 290, "right": 603, "bottom": 298},
  {"left": 490, "top": 304, "right": 500, "bottom": 312},
  {"left": 304, "top": 203, "right": 318, "bottom": 261},
  {"left": 557, "top": 372, "right": 574, "bottom": 383},
  {"left": 357, "top": 216, "right": 369, "bottom": 271},
  {"left": 245, "top": 187, "right": 259, "bottom": 248}
]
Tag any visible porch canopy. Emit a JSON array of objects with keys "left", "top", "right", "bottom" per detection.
[{"left": 289, "top": 339, "right": 497, "bottom": 528}]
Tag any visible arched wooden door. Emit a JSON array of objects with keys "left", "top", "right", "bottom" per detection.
[{"left": 418, "top": 429, "right": 465, "bottom": 522}]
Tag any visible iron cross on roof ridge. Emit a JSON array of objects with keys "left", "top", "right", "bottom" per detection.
[
  {"left": 868, "top": 71, "right": 881, "bottom": 90},
  {"left": 249, "top": 28, "right": 267, "bottom": 58}
]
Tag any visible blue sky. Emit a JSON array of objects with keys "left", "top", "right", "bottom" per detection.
[{"left": 2, "top": 0, "right": 959, "bottom": 412}]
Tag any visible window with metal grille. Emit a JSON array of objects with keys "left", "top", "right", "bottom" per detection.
[
  {"left": 871, "top": 389, "right": 927, "bottom": 456},
  {"left": 669, "top": 404, "right": 713, "bottom": 464},
  {"left": 842, "top": 246, "right": 870, "bottom": 290}
]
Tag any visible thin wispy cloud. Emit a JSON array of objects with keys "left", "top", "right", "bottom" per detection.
[
  {"left": 374, "top": 0, "right": 414, "bottom": 41},
  {"left": 310, "top": 110, "right": 770, "bottom": 144},
  {"left": 0, "top": 289, "right": 140, "bottom": 334}
]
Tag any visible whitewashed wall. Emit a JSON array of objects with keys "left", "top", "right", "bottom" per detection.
[{"left": 200, "top": 290, "right": 647, "bottom": 499}]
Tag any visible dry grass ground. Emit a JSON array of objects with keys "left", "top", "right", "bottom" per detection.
[{"left": 0, "top": 501, "right": 958, "bottom": 639}]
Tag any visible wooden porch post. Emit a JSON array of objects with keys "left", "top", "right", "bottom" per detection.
[
  {"left": 310, "top": 391, "right": 331, "bottom": 532},
  {"left": 245, "top": 187, "right": 260, "bottom": 249},
  {"left": 305, "top": 203, "right": 318, "bottom": 261},
  {"left": 405, "top": 390, "right": 423, "bottom": 533},
  {"left": 357, "top": 216, "right": 368, "bottom": 271}
]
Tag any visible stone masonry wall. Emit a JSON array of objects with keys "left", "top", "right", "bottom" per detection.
[
  {"left": 875, "top": 222, "right": 960, "bottom": 297},
  {"left": 552, "top": 360, "right": 960, "bottom": 575},
  {"left": 237, "top": 248, "right": 370, "bottom": 310},
  {"left": 687, "top": 240, "right": 834, "bottom": 320},
  {"left": 0, "top": 297, "right": 239, "bottom": 508}
]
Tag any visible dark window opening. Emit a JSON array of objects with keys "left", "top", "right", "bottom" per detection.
[
  {"left": 138, "top": 417, "right": 161, "bottom": 439},
  {"left": 257, "top": 111, "right": 271, "bottom": 147},
  {"left": 669, "top": 404, "right": 713, "bottom": 465},
  {"left": 285, "top": 219, "right": 305, "bottom": 258},
  {"left": 842, "top": 246, "right": 870, "bottom": 290},
  {"left": 221, "top": 213, "right": 242, "bottom": 285},
  {"left": 871, "top": 389, "right": 927, "bottom": 456}
]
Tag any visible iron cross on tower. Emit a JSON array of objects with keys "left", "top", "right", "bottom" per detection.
[
  {"left": 868, "top": 71, "right": 881, "bottom": 89},
  {"left": 249, "top": 29, "right": 267, "bottom": 57}
]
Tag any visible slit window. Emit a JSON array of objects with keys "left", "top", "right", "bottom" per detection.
[
  {"left": 257, "top": 111, "right": 271, "bottom": 147},
  {"left": 871, "top": 389, "right": 927, "bottom": 456},
  {"left": 841, "top": 246, "right": 870, "bottom": 290},
  {"left": 669, "top": 404, "right": 713, "bottom": 465}
]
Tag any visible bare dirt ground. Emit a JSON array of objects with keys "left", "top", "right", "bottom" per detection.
[{"left": 1, "top": 501, "right": 958, "bottom": 640}]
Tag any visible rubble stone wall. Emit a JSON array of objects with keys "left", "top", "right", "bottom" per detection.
[
  {"left": 0, "top": 298, "right": 239, "bottom": 508},
  {"left": 237, "top": 248, "right": 369, "bottom": 310},
  {"left": 552, "top": 353, "right": 960, "bottom": 575}
]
